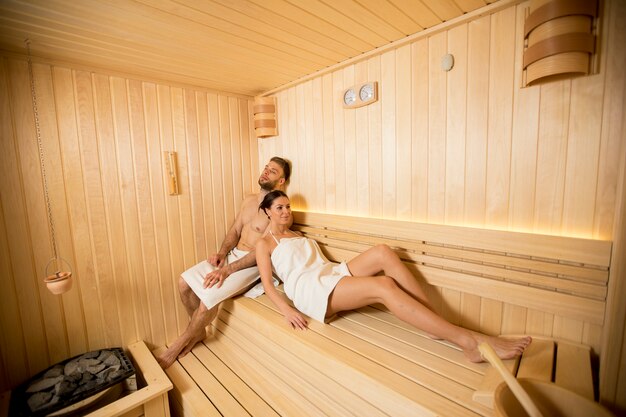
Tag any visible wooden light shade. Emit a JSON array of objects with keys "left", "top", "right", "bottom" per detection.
[
  {"left": 253, "top": 96, "right": 277, "bottom": 138},
  {"left": 522, "top": 0, "right": 598, "bottom": 86}
]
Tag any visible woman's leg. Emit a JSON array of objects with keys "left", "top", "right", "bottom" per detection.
[
  {"left": 327, "top": 275, "right": 531, "bottom": 362},
  {"left": 347, "top": 244, "right": 433, "bottom": 310}
]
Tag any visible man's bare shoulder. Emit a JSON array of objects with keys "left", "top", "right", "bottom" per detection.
[{"left": 240, "top": 192, "right": 261, "bottom": 208}]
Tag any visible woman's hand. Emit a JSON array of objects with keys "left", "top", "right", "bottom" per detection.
[{"left": 283, "top": 307, "right": 308, "bottom": 330}]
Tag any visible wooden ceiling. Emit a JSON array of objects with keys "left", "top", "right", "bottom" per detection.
[{"left": 0, "top": 0, "right": 499, "bottom": 96}]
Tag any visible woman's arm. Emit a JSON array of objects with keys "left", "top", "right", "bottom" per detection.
[{"left": 256, "top": 238, "right": 308, "bottom": 330}]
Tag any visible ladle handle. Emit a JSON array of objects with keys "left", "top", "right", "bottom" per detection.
[{"left": 478, "top": 343, "right": 544, "bottom": 417}]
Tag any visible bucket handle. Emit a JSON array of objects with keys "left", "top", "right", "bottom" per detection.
[{"left": 45, "top": 257, "right": 72, "bottom": 279}]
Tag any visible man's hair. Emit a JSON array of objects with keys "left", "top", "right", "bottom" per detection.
[{"left": 270, "top": 156, "right": 291, "bottom": 182}]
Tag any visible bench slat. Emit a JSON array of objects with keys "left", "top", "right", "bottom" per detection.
[
  {"left": 226, "top": 297, "right": 481, "bottom": 416},
  {"left": 295, "top": 225, "right": 608, "bottom": 283},
  {"left": 188, "top": 340, "right": 279, "bottom": 417},
  {"left": 310, "top": 234, "right": 607, "bottom": 298},
  {"left": 163, "top": 355, "right": 222, "bottom": 417},
  {"left": 213, "top": 310, "right": 385, "bottom": 417},
  {"left": 205, "top": 322, "right": 330, "bottom": 417},
  {"left": 251, "top": 292, "right": 492, "bottom": 416},
  {"left": 293, "top": 211, "right": 612, "bottom": 267},
  {"left": 320, "top": 245, "right": 606, "bottom": 325},
  {"left": 181, "top": 344, "right": 255, "bottom": 417}
]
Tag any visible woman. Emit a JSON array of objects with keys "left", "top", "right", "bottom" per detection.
[{"left": 256, "top": 190, "right": 531, "bottom": 362}]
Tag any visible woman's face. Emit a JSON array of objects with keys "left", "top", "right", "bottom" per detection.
[{"left": 267, "top": 196, "right": 291, "bottom": 224}]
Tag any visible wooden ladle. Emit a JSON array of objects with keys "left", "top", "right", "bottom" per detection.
[{"left": 478, "top": 342, "right": 544, "bottom": 417}]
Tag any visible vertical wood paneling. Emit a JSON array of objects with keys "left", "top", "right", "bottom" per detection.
[
  {"left": 31, "top": 63, "right": 71, "bottom": 363},
  {"left": 464, "top": 15, "right": 490, "bottom": 227},
  {"left": 562, "top": 76, "right": 605, "bottom": 237},
  {"left": 395, "top": 45, "right": 411, "bottom": 220},
  {"left": 110, "top": 75, "right": 143, "bottom": 346},
  {"left": 140, "top": 82, "right": 167, "bottom": 346},
  {"left": 533, "top": 81, "right": 569, "bottom": 235},
  {"left": 427, "top": 33, "right": 446, "bottom": 224},
  {"left": 163, "top": 86, "right": 185, "bottom": 343},
  {"left": 381, "top": 50, "right": 396, "bottom": 218},
  {"left": 207, "top": 93, "right": 226, "bottom": 249},
  {"left": 411, "top": 39, "right": 428, "bottom": 222},
  {"left": 343, "top": 65, "right": 358, "bottom": 215},
  {"left": 445, "top": 24, "right": 467, "bottom": 225},
  {"left": 53, "top": 67, "right": 90, "bottom": 357},
  {"left": 129, "top": 79, "right": 157, "bottom": 343},
  {"left": 93, "top": 73, "right": 128, "bottom": 347},
  {"left": 0, "top": 57, "right": 256, "bottom": 390},
  {"left": 5, "top": 59, "right": 51, "bottom": 375},
  {"left": 485, "top": 7, "right": 515, "bottom": 227},
  {"left": 0, "top": 59, "right": 30, "bottom": 386},
  {"left": 509, "top": 4, "right": 540, "bottom": 230},
  {"left": 322, "top": 74, "right": 336, "bottom": 212},
  {"left": 332, "top": 71, "right": 346, "bottom": 213},
  {"left": 312, "top": 77, "right": 325, "bottom": 213},
  {"left": 354, "top": 61, "right": 368, "bottom": 216},
  {"left": 367, "top": 57, "right": 382, "bottom": 218}
]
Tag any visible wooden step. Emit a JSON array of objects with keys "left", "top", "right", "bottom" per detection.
[{"left": 472, "top": 336, "right": 595, "bottom": 408}]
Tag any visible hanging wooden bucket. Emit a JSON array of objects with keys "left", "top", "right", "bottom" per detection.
[
  {"left": 44, "top": 257, "right": 73, "bottom": 295},
  {"left": 494, "top": 378, "right": 614, "bottom": 417}
]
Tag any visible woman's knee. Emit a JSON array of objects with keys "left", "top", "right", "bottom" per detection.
[
  {"left": 376, "top": 243, "right": 393, "bottom": 255},
  {"left": 371, "top": 244, "right": 396, "bottom": 261},
  {"left": 375, "top": 275, "right": 400, "bottom": 297}
]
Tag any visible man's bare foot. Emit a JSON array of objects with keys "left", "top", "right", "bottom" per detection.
[
  {"left": 463, "top": 334, "right": 532, "bottom": 363},
  {"left": 156, "top": 327, "right": 207, "bottom": 369},
  {"left": 179, "top": 329, "right": 207, "bottom": 358},
  {"left": 156, "top": 347, "right": 181, "bottom": 369}
]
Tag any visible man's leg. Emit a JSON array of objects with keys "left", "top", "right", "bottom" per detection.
[
  {"left": 156, "top": 301, "right": 219, "bottom": 369},
  {"left": 157, "top": 256, "right": 260, "bottom": 369},
  {"left": 178, "top": 275, "right": 200, "bottom": 317}
]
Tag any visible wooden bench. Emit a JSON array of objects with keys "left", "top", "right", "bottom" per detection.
[{"left": 161, "top": 210, "right": 611, "bottom": 417}]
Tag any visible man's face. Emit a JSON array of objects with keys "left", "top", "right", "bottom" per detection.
[{"left": 258, "top": 161, "right": 285, "bottom": 191}]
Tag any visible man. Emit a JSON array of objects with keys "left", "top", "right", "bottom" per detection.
[{"left": 156, "top": 156, "right": 291, "bottom": 368}]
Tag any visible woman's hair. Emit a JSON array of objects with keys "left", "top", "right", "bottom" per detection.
[{"left": 259, "top": 190, "right": 288, "bottom": 216}]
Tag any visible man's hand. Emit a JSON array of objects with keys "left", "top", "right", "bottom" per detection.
[
  {"left": 203, "top": 267, "right": 231, "bottom": 289},
  {"left": 208, "top": 253, "right": 226, "bottom": 268}
]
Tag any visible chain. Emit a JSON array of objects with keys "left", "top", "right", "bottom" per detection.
[{"left": 26, "top": 39, "right": 58, "bottom": 261}]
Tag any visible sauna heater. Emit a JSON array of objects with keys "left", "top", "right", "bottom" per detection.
[{"left": 8, "top": 348, "right": 135, "bottom": 416}]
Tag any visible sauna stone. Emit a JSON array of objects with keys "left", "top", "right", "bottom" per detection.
[{"left": 19, "top": 349, "right": 133, "bottom": 413}]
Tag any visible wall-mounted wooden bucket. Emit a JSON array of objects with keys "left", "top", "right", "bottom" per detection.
[
  {"left": 522, "top": 0, "right": 598, "bottom": 86},
  {"left": 494, "top": 378, "right": 614, "bottom": 417},
  {"left": 253, "top": 96, "right": 277, "bottom": 138}
]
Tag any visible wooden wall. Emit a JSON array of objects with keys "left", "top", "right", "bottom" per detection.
[
  {"left": 0, "top": 56, "right": 259, "bottom": 392},
  {"left": 258, "top": 0, "right": 626, "bottom": 408},
  {"left": 260, "top": 1, "right": 624, "bottom": 240}
]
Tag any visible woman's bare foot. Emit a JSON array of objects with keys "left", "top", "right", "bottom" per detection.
[{"left": 463, "top": 333, "right": 532, "bottom": 363}]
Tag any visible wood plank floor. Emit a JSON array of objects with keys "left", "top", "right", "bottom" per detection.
[{"left": 162, "top": 288, "right": 497, "bottom": 417}]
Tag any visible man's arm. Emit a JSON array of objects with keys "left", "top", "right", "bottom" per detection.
[
  {"left": 208, "top": 223, "right": 241, "bottom": 267},
  {"left": 204, "top": 196, "right": 254, "bottom": 287},
  {"left": 204, "top": 249, "right": 257, "bottom": 289}
]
